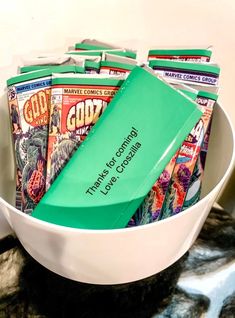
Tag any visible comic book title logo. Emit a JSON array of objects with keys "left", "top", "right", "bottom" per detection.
[
  {"left": 196, "top": 97, "right": 208, "bottom": 106},
  {"left": 23, "top": 89, "right": 51, "bottom": 126},
  {"left": 186, "top": 119, "right": 203, "bottom": 144},
  {"left": 66, "top": 98, "right": 107, "bottom": 131},
  {"left": 180, "top": 143, "right": 195, "bottom": 158}
]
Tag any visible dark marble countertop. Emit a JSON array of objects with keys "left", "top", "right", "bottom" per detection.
[{"left": 0, "top": 207, "right": 235, "bottom": 318}]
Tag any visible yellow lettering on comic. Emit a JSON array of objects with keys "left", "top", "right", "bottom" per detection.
[
  {"left": 84, "top": 99, "right": 94, "bottom": 126},
  {"left": 67, "top": 105, "right": 76, "bottom": 131},
  {"left": 76, "top": 101, "right": 85, "bottom": 129},
  {"left": 38, "top": 91, "right": 48, "bottom": 115},
  {"left": 23, "top": 100, "right": 33, "bottom": 123},
  {"left": 23, "top": 90, "right": 50, "bottom": 126},
  {"left": 92, "top": 99, "right": 104, "bottom": 124},
  {"left": 30, "top": 94, "right": 40, "bottom": 119}
]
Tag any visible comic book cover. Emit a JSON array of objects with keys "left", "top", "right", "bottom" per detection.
[
  {"left": 161, "top": 101, "right": 213, "bottom": 218},
  {"left": 128, "top": 151, "right": 178, "bottom": 227},
  {"left": 183, "top": 95, "right": 217, "bottom": 209},
  {"left": 46, "top": 77, "right": 123, "bottom": 189},
  {"left": 7, "top": 76, "right": 51, "bottom": 213}
]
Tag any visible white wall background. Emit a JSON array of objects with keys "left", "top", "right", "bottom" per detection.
[
  {"left": 1, "top": 0, "right": 235, "bottom": 118},
  {"left": 0, "top": 0, "right": 235, "bottom": 233}
]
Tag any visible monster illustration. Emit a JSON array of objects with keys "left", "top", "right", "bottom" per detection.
[
  {"left": 129, "top": 168, "right": 171, "bottom": 226},
  {"left": 139, "top": 190, "right": 155, "bottom": 224},
  {"left": 183, "top": 159, "right": 202, "bottom": 210},
  {"left": 151, "top": 169, "right": 171, "bottom": 220},
  {"left": 177, "top": 164, "right": 191, "bottom": 193},
  {"left": 161, "top": 185, "right": 177, "bottom": 219},
  {"left": 48, "top": 135, "right": 81, "bottom": 188},
  {"left": 128, "top": 191, "right": 153, "bottom": 227},
  {"left": 15, "top": 127, "right": 48, "bottom": 213},
  {"left": 162, "top": 163, "right": 192, "bottom": 218}
]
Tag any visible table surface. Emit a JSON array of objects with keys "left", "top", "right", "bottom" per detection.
[{"left": 0, "top": 206, "right": 235, "bottom": 318}]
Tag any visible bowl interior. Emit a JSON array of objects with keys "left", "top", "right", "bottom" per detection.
[
  {"left": 201, "top": 103, "right": 234, "bottom": 198},
  {"left": 0, "top": 101, "right": 234, "bottom": 212},
  {"left": 0, "top": 100, "right": 234, "bottom": 284}
]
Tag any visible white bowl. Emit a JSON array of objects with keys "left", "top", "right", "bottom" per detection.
[{"left": 0, "top": 103, "right": 234, "bottom": 285}]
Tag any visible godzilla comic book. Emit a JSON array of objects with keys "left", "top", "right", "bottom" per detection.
[
  {"left": 7, "top": 77, "right": 51, "bottom": 213},
  {"left": 46, "top": 78, "right": 123, "bottom": 190}
]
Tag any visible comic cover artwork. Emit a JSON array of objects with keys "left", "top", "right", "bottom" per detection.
[
  {"left": 183, "top": 97, "right": 216, "bottom": 210},
  {"left": 161, "top": 102, "right": 213, "bottom": 218},
  {"left": 8, "top": 78, "right": 51, "bottom": 213},
  {"left": 128, "top": 151, "right": 178, "bottom": 227},
  {"left": 46, "top": 83, "right": 121, "bottom": 190}
]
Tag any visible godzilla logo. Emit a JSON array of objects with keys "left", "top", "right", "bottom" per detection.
[
  {"left": 66, "top": 98, "right": 107, "bottom": 131},
  {"left": 23, "top": 89, "right": 51, "bottom": 126}
]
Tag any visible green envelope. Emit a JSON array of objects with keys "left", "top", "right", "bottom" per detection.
[{"left": 32, "top": 66, "right": 202, "bottom": 230}]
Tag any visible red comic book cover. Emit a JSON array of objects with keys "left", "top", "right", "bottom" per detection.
[
  {"left": 7, "top": 77, "right": 51, "bottom": 213},
  {"left": 46, "top": 80, "right": 122, "bottom": 190}
]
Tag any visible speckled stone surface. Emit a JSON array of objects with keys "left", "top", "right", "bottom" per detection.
[
  {"left": 0, "top": 239, "right": 186, "bottom": 318},
  {"left": 0, "top": 207, "right": 235, "bottom": 318},
  {"left": 219, "top": 291, "right": 235, "bottom": 318},
  {"left": 153, "top": 287, "right": 210, "bottom": 318},
  {"left": 183, "top": 207, "right": 235, "bottom": 275}
]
